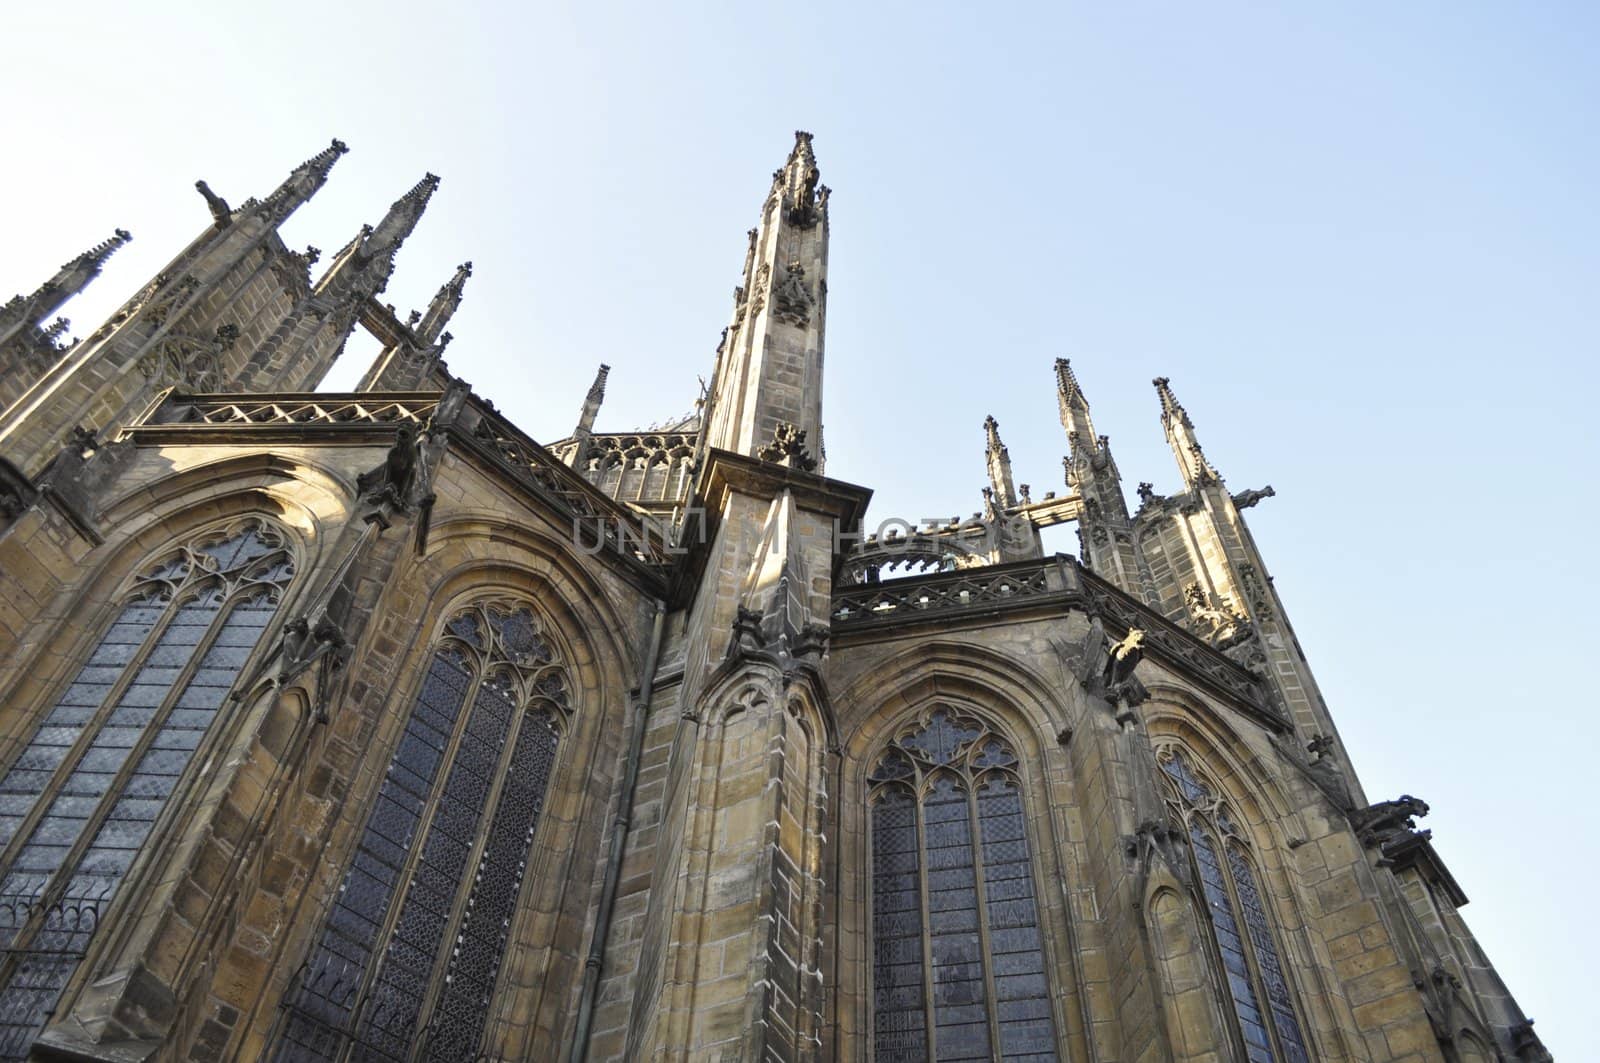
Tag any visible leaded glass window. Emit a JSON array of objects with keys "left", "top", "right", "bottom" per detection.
[
  {"left": 0, "top": 521, "right": 293, "bottom": 1060},
  {"left": 275, "top": 601, "right": 570, "bottom": 1063},
  {"left": 1156, "top": 747, "right": 1310, "bottom": 1063},
  {"left": 868, "top": 708, "right": 1058, "bottom": 1062}
]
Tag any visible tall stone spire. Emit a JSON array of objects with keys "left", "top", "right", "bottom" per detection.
[
  {"left": 576, "top": 364, "right": 610, "bottom": 434},
  {"left": 1154, "top": 376, "right": 1221, "bottom": 488},
  {"left": 0, "top": 229, "right": 132, "bottom": 348},
  {"left": 244, "top": 174, "right": 440, "bottom": 392},
  {"left": 417, "top": 262, "right": 471, "bottom": 345},
  {"left": 983, "top": 415, "right": 1017, "bottom": 509},
  {"left": 313, "top": 174, "right": 439, "bottom": 306},
  {"left": 564, "top": 362, "right": 611, "bottom": 466},
  {"left": 1056, "top": 358, "right": 1095, "bottom": 439},
  {"left": 363, "top": 173, "right": 439, "bottom": 265},
  {"left": 1050, "top": 360, "right": 1152, "bottom": 603},
  {"left": 253, "top": 138, "right": 349, "bottom": 227},
  {"left": 703, "top": 131, "right": 830, "bottom": 467}
]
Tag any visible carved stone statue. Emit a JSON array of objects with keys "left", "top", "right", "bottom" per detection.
[
  {"left": 1352, "top": 795, "right": 1429, "bottom": 851},
  {"left": 756, "top": 421, "right": 818, "bottom": 472},
  {"left": 356, "top": 423, "right": 421, "bottom": 513},
  {"left": 1183, "top": 582, "right": 1246, "bottom": 644},
  {"left": 1231, "top": 485, "right": 1276, "bottom": 510},
  {"left": 1103, "top": 628, "right": 1146, "bottom": 691},
  {"left": 278, "top": 615, "right": 349, "bottom": 686},
  {"left": 772, "top": 262, "right": 814, "bottom": 327},
  {"left": 195, "top": 180, "right": 231, "bottom": 226}
]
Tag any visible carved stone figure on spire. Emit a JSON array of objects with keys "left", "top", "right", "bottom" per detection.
[
  {"left": 756, "top": 421, "right": 818, "bottom": 471},
  {"left": 784, "top": 130, "right": 822, "bottom": 226},
  {"left": 772, "top": 262, "right": 814, "bottom": 326}
]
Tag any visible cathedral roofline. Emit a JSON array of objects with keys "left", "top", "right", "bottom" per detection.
[
  {"left": 829, "top": 554, "right": 1288, "bottom": 735},
  {"left": 126, "top": 388, "right": 675, "bottom": 594}
]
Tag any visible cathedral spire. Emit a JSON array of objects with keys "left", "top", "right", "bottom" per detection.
[
  {"left": 1056, "top": 357, "right": 1098, "bottom": 446},
  {"left": 416, "top": 261, "right": 471, "bottom": 345},
  {"left": 65, "top": 228, "right": 134, "bottom": 281},
  {"left": 983, "top": 415, "right": 1017, "bottom": 509},
  {"left": 0, "top": 228, "right": 132, "bottom": 346},
  {"left": 363, "top": 173, "right": 439, "bottom": 264},
  {"left": 1153, "top": 376, "right": 1221, "bottom": 488},
  {"left": 576, "top": 363, "right": 610, "bottom": 436},
  {"left": 703, "top": 132, "right": 831, "bottom": 465},
  {"left": 313, "top": 174, "right": 437, "bottom": 302},
  {"left": 564, "top": 363, "right": 610, "bottom": 468},
  {"left": 255, "top": 137, "right": 349, "bottom": 226},
  {"left": 1153, "top": 375, "right": 1190, "bottom": 428}
]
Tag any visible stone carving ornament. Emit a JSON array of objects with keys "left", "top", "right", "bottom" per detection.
[{"left": 772, "top": 261, "right": 814, "bottom": 327}]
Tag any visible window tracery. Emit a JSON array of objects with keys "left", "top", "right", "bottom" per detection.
[
  {"left": 275, "top": 600, "right": 571, "bottom": 1063},
  {"left": 868, "top": 707, "right": 1057, "bottom": 1062},
  {"left": 0, "top": 521, "right": 293, "bottom": 1060},
  {"left": 581, "top": 435, "right": 695, "bottom": 507},
  {"left": 1155, "top": 746, "right": 1310, "bottom": 1063}
]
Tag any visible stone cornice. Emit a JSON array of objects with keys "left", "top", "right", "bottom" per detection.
[
  {"left": 124, "top": 389, "right": 673, "bottom": 594},
  {"left": 830, "top": 553, "right": 1289, "bottom": 734},
  {"left": 696, "top": 447, "right": 872, "bottom": 530},
  {"left": 1385, "top": 832, "right": 1470, "bottom": 907}
]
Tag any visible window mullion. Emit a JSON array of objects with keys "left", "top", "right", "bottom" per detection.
[
  {"left": 1178, "top": 812, "right": 1246, "bottom": 1061},
  {"left": 965, "top": 773, "right": 1001, "bottom": 1061},
  {"left": 406, "top": 700, "right": 530, "bottom": 1060},
  {"left": 0, "top": 592, "right": 177, "bottom": 875},
  {"left": 0, "top": 592, "right": 230, "bottom": 962},
  {"left": 1188, "top": 813, "right": 1269, "bottom": 1063},
  {"left": 342, "top": 662, "right": 487, "bottom": 1060},
  {"left": 1223, "top": 838, "right": 1309, "bottom": 1063},
  {"left": 914, "top": 782, "right": 936, "bottom": 1063},
  {"left": 1218, "top": 837, "right": 1277, "bottom": 1061}
]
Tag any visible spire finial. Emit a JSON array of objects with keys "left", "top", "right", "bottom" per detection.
[
  {"left": 983, "top": 415, "right": 1017, "bottom": 509},
  {"left": 574, "top": 363, "right": 611, "bottom": 441},
  {"left": 364, "top": 173, "right": 440, "bottom": 262},
  {"left": 1056, "top": 358, "right": 1088, "bottom": 410},
  {"left": 587, "top": 363, "right": 611, "bottom": 404},
  {"left": 57, "top": 228, "right": 133, "bottom": 276},
  {"left": 259, "top": 137, "right": 349, "bottom": 223},
  {"left": 1153, "top": 376, "right": 1190, "bottom": 427},
  {"left": 984, "top": 414, "right": 1005, "bottom": 455},
  {"left": 1154, "top": 377, "right": 1221, "bottom": 486},
  {"left": 779, "top": 131, "right": 823, "bottom": 224},
  {"left": 3, "top": 228, "right": 134, "bottom": 336},
  {"left": 416, "top": 261, "right": 471, "bottom": 344}
]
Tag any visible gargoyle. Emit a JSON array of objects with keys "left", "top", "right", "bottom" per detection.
[
  {"left": 1352, "top": 795, "right": 1429, "bottom": 851},
  {"left": 1231, "top": 485, "right": 1276, "bottom": 510},
  {"left": 1103, "top": 628, "right": 1146, "bottom": 691},
  {"left": 279, "top": 615, "right": 349, "bottom": 686},
  {"left": 277, "top": 613, "right": 352, "bottom": 723}
]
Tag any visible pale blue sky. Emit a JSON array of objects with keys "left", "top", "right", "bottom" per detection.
[{"left": 4, "top": 2, "right": 1594, "bottom": 1052}]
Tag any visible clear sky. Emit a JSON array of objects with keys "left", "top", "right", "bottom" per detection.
[{"left": 4, "top": 1, "right": 1595, "bottom": 1052}]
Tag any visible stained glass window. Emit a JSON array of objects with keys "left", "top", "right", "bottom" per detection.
[
  {"left": 868, "top": 708, "right": 1057, "bottom": 1062},
  {"left": 0, "top": 522, "right": 293, "bottom": 1061},
  {"left": 1157, "top": 747, "right": 1310, "bottom": 1063},
  {"left": 275, "top": 601, "right": 572, "bottom": 1063}
]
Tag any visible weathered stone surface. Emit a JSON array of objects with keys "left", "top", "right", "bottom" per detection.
[{"left": 0, "top": 133, "right": 1549, "bottom": 1063}]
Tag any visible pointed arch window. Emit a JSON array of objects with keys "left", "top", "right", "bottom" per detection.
[
  {"left": 0, "top": 521, "right": 293, "bottom": 1060},
  {"left": 275, "top": 601, "right": 570, "bottom": 1063},
  {"left": 868, "top": 707, "right": 1058, "bottom": 1062},
  {"left": 1156, "top": 747, "right": 1310, "bottom": 1063}
]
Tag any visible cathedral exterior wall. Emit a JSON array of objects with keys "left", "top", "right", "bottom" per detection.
[{"left": 0, "top": 134, "right": 1550, "bottom": 1063}]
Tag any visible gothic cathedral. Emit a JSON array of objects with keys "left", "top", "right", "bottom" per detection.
[{"left": 0, "top": 134, "right": 1550, "bottom": 1062}]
